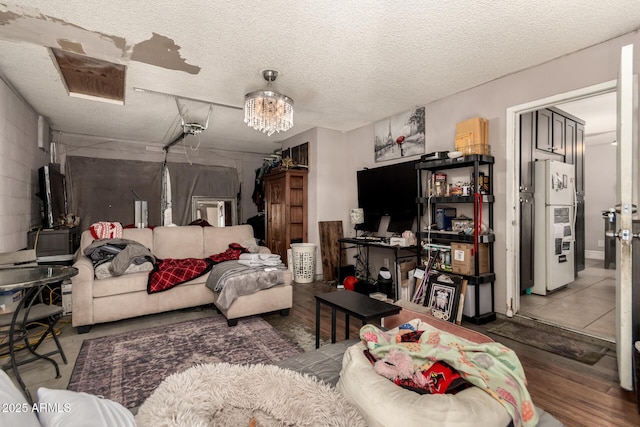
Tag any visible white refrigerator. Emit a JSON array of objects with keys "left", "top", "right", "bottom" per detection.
[{"left": 531, "top": 159, "right": 576, "bottom": 295}]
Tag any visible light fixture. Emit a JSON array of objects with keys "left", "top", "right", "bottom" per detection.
[{"left": 244, "top": 70, "right": 294, "bottom": 136}]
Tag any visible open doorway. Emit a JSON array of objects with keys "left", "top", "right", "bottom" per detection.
[
  {"left": 505, "top": 80, "right": 618, "bottom": 342},
  {"left": 517, "top": 93, "right": 617, "bottom": 342}
]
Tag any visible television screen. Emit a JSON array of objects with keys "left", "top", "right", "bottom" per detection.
[
  {"left": 355, "top": 211, "right": 382, "bottom": 233},
  {"left": 38, "top": 165, "right": 68, "bottom": 229},
  {"left": 387, "top": 214, "right": 416, "bottom": 234},
  {"left": 357, "top": 160, "right": 418, "bottom": 216}
]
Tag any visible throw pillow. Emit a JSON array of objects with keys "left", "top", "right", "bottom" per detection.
[
  {"left": 90, "top": 222, "right": 123, "bottom": 239},
  {"left": 36, "top": 388, "right": 135, "bottom": 427}
]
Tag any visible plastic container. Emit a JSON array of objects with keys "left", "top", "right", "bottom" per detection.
[
  {"left": 0, "top": 289, "right": 23, "bottom": 314},
  {"left": 290, "top": 243, "right": 317, "bottom": 283}
]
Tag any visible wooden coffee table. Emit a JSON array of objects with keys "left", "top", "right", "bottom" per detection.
[{"left": 315, "top": 290, "right": 401, "bottom": 348}]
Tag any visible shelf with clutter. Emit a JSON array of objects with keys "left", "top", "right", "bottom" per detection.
[{"left": 414, "top": 117, "right": 496, "bottom": 325}]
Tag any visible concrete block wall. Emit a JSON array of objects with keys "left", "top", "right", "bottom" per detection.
[{"left": 0, "top": 77, "right": 49, "bottom": 252}]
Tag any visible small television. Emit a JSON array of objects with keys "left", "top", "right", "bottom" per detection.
[
  {"left": 38, "top": 164, "right": 68, "bottom": 229},
  {"left": 355, "top": 211, "right": 382, "bottom": 233},
  {"left": 387, "top": 214, "right": 416, "bottom": 234}
]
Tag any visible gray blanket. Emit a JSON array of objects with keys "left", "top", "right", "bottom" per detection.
[
  {"left": 205, "top": 260, "right": 287, "bottom": 310},
  {"left": 84, "top": 238, "right": 155, "bottom": 276}
]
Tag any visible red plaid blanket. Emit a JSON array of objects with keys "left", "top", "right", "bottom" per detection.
[{"left": 147, "top": 243, "right": 248, "bottom": 294}]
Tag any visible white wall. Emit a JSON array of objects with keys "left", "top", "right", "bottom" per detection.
[
  {"left": 331, "top": 30, "right": 640, "bottom": 315},
  {"left": 584, "top": 142, "right": 617, "bottom": 255},
  {"left": 0, "top": 76, "right": 49, "bottom": 252}
]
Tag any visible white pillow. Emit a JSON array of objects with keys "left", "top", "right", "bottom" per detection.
[
  {"left": 0, "top": 370, "right": 40, "bottom": 427},
  {"left": 36, "top": 388, "right": 136, "bottom": 427}
]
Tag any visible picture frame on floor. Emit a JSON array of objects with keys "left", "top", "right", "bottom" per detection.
[{"left": 424, "top": 273, "right": 463, "bottom": 323}]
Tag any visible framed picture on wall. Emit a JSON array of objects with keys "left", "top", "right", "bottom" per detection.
[
  {"left": 373, "top": 106, "right": 425, "bottom": 162},
  {"left": 298, "top": 142, "right": 309, "bottom": 166},
  {"left": 291, "top": 145, "right": 300, "bottom": 165}
]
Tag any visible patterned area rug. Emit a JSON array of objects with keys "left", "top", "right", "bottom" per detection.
[
  {"left": 487, "top": 321, "right": 608, "bottom": 365},
  {"left": 67, "top": 315, "right": 303, "bottom": 409}
]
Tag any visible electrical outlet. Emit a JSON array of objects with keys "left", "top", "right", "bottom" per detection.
[
  {"left": 597, "top": 240, "right": 605, "bottom": 248},
  {"left": 383, "top": 258, "right": 390, "bottom": 269}
]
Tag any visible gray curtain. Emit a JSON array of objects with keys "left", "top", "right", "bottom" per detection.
[
  {"left": 167, "top": 162, "right": 239, "bottom": 225},
  {"left": 66, "top": 156, "right": 163, "bottom": 231},
  {"left": 65, "top": 156, "right": 239, "bottom": 231}
]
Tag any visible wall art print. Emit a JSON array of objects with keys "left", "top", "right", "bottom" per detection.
[{"left": 374, "top": 106, "right": 425, "bottom": 162}]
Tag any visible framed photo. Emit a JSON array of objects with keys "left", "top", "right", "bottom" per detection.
[
  {"left": 373, "top": 106, "right": 425, "bottom": 162},
  {"left": 424, "top": 273, "right": 463, "bottom": 323},
  {"left": 298, "top": 142, "right": 309, "bottom": 166},
  {"left": 281, "top": 147, "right": 291, "bottom": 161}
]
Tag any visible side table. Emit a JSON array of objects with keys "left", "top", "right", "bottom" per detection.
[
  {"left": 315, "top": 290, "right": 401, "bottom": 348},
  {"left": 0, "top": 265, "right": 78, "bottom": 403}
]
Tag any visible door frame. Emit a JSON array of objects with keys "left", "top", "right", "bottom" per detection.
[{"left": 505, "top": 80, "right": 617, "bottom": 316}]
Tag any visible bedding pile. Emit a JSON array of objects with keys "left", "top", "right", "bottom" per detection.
[{"left": 361, "top": 320, "right": 539, "bottom": 427}]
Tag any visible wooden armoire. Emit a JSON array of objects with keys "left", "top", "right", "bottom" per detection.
[{"left": 263, "top": 169, "right": 308, "bottom": 259}]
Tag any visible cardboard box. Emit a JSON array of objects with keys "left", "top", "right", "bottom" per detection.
[
  {"left": 455, "top": 117, "right": 489, "bottom": 155},
  {"left": 397, "top": 259, "right": 417, "bottom": 289},
  {"left": 451, "top": 242, "right": 489, "bottom": 276}
]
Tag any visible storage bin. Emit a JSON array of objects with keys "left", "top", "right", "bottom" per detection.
[
  {"left": 290, "top": 243, "right": 317, "bottom": 283},
  {"left": 0, "top": 289, "right": 23, "bottom": 314},
  {"left": 463, "top": 283, "right": 492, "bottom": 317}
]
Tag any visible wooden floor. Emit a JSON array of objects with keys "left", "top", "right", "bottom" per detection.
[{"left": 292, "top": 281, "right": 640, "bottom": 427}]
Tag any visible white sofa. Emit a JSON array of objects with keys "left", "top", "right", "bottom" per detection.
[{"left": 71, "top": 225, "right": 292, "bottom": 332}]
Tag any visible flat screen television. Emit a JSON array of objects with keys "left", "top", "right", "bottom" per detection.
[
  {"left": 356, "top": 159, "right": 418, "bottom": 218},
  {"left": 355, "top": 211, "right": 382, "bottom": 233},
  {"left": 38, "top": 165, "right": 68, "bottom": 229},
  {"left": 387, "top": 214, "right": 416, "bottom": 234}
]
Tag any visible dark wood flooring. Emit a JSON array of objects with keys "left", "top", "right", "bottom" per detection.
[{"left": 290, "top": 281, "right": 640, "bottom": 427}]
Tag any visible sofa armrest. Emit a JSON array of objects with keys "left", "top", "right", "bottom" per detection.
[{"left": 71, "top": 255, "right": 95, "bottom": 328}]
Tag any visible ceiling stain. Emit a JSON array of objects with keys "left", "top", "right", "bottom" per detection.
[
  {"left": 0, "top": 9, "right": 22, "bottom": 25},
  {"left": 131, "top": 33, "right": 200, "bottom": 75},
  {"left": 0, "top": 4, "right": 127, "bottom": 57},
  {"left": 57, "top": 38, "right": 85, "bottom": 55}
]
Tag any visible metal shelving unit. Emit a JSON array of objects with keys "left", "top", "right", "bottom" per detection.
[{"left": 416, "top": 154, "right": 496, "bottom": 324}]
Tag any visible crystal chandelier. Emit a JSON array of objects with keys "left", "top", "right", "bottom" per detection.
[{"left": 244, "top": 70, "right": 294, "bottom": 136}]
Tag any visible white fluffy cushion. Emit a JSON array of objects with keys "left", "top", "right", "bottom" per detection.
[
  {"left": 36, "top": 388, "right": 135, "bottom": 427},
  {"left": 336, "top": 341, "right": 512, "bottom": 427},
  {"left": 0, "top": 370, "right": 40, "bottom": 427}
]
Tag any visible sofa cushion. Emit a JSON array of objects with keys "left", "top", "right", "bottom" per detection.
[
  {"left": 93, "top": 272, "right": 149, "bottom": 297},
  {"left": 203, "top": 225, "right": 255, "bottom": 255},
  {"left": 79, "top": 228, "right": 154, "bottom": 256},
  {"left": 153, "top": 226, "right": 204, "bottom": 259}
]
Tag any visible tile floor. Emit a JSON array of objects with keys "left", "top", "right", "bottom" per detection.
[{"left": 518, "top": 258, "right": 616, "bottom": 342}]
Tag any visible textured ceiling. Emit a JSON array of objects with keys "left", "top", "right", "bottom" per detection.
[{"left": 1, "top": 1, "right": 639, "bottom": 154}]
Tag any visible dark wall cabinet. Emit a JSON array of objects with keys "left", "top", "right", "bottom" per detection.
[{"left": 520, "top": 107, "right": 585, "bottom": 292}]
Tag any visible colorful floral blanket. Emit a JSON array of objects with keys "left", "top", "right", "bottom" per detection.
[
  {"left": 361, "top": 320, "right": 538, "bottom": 427},
  {"left": 147, "top": 243, "right": 248, "bottom": 294}
]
